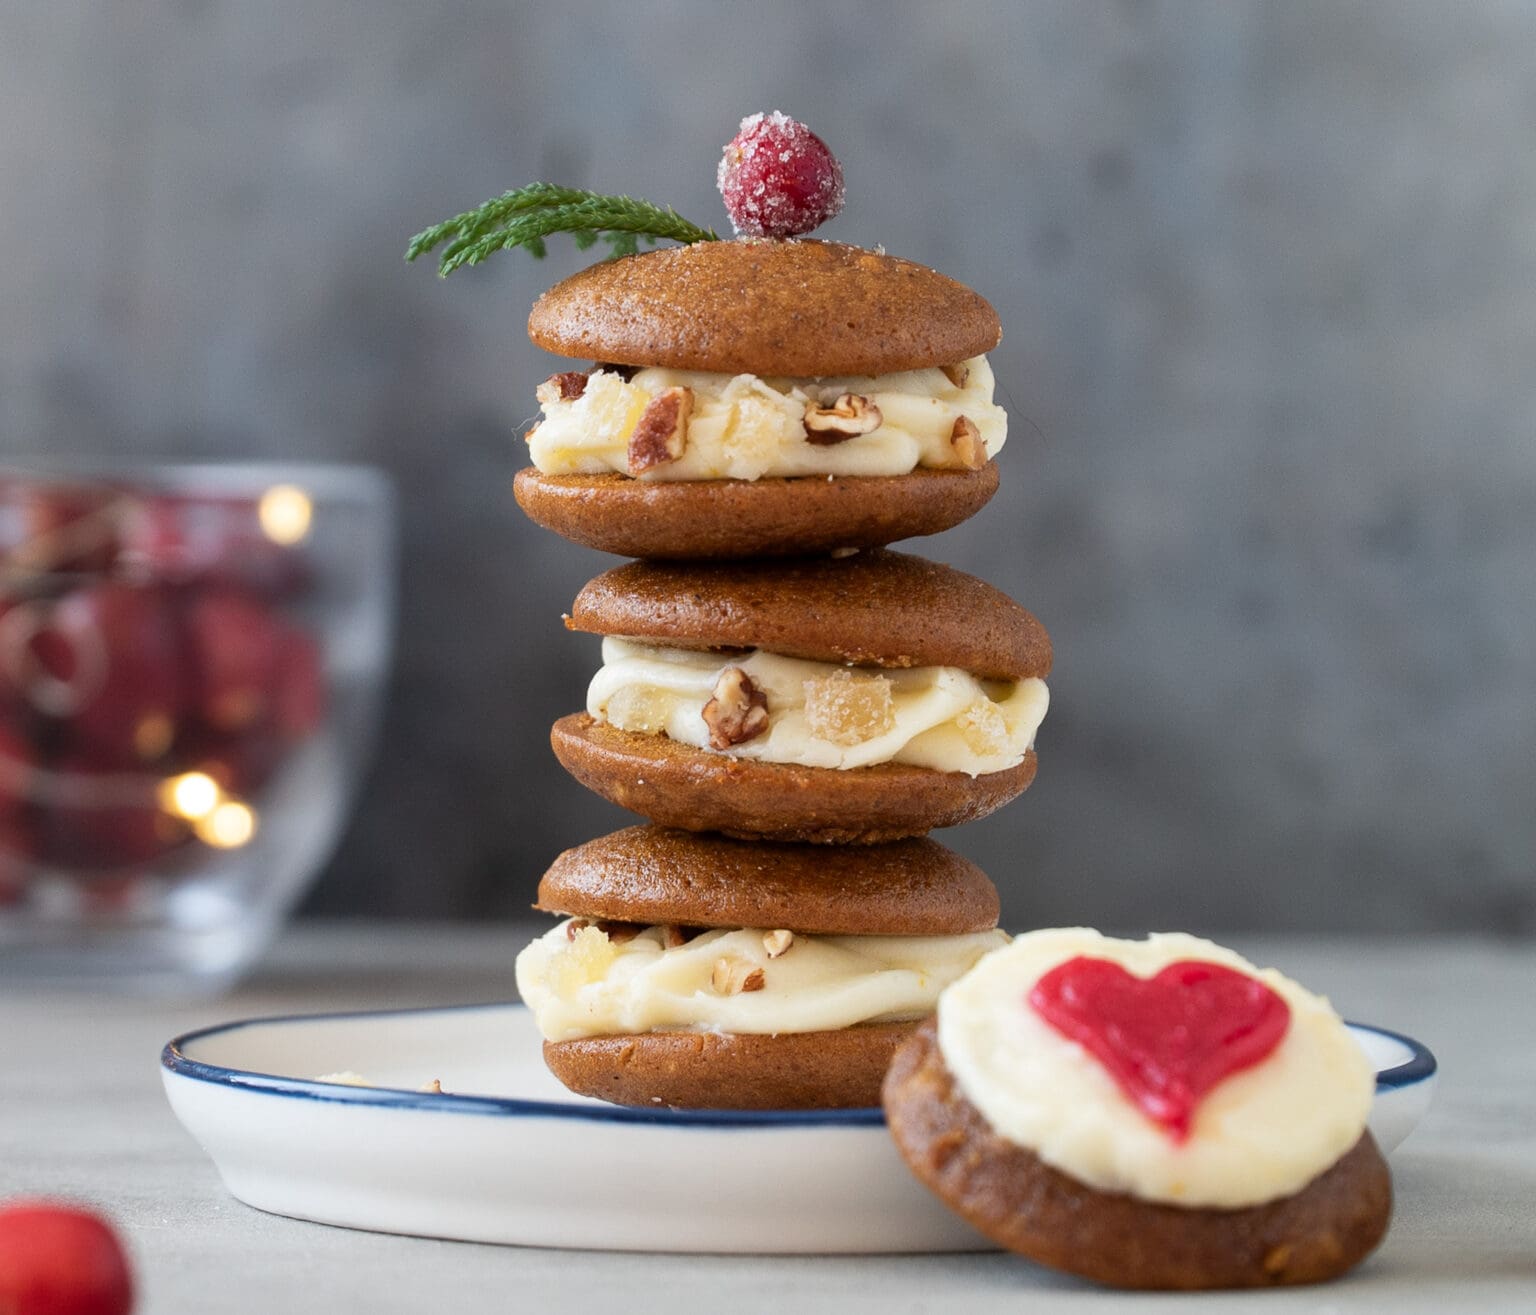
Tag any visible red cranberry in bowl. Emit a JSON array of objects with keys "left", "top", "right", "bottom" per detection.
[
  {"left": 183, "top": 587, "right": 290, "bottom": 736},
  {"left": 0, "top": 584, "right": 184, "bottom": 767},
  {"left": 35, "top": 751, "right": 189, "bottom": 872}
]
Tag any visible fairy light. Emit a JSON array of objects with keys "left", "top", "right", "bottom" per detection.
[
  {"left": 257, "top": 484, "right": 313, "bottom": 546},
  {"left": 195, "top": 800, "right": 258, "bottom": 849},
  {"left": 157, "top": 770, "right": 222, "bottom": 820}
]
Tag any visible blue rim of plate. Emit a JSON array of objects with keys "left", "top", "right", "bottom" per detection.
[
  {"left": 1362, "top": 1021, "right": 1438, "bottom": 1089},
  {"left": 162, "top": 1002, "right": 1436, "bottom": 1129}
]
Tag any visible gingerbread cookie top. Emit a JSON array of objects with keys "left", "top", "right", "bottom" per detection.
[
  {"left": 567, "top": 550, "right": 1052, "bottom": 682},
  {"left": 936, "top": 928, "right": 1375, "bottom": 1209},
  {"left": 528, "top": 240, "right": 1001, "bottom": 378},
  {"left": 410, "top": 112, "right": 998, "bottom": 379},
  {"left": 536, "top": 826, "right": 999, "bottom": 935}
]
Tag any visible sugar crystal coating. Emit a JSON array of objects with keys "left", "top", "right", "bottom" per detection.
[
  {"left": 717, "top": 111, "right": 846, "bottom": 238},
  {"left": 804, "top": 668, "right": 896, "bottom": 745}
]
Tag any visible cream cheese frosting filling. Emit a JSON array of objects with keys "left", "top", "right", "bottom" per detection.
[
  {"left": 587, "top": 637, "right": 1049, "bottom": 776},
  {"left": 528, "top": 356, "right": 1006, "bottom": 480},
  {"left": 516, "top": 920, "right": 1010, "bottom": 1042},
  {"left": 937, "top": 929, "right": 1376, "bottom": 1210}
]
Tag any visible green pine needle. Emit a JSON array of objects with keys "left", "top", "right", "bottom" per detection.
[{"left": 406, "top": 183, "right": 719, "bottom": 275}]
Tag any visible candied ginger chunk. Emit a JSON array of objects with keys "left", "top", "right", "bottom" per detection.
[
  {"left": 803, "top": 668, "right": 896, "bottom": 745},
  {"left": 956, "top": 698, "right": 1009, "bottom": 756},
  {"left": 605, "top": 686, "right": 673, "bottom": 734},
  {"left": 550, "top": 925, "right": 619, "bottom": 996},
  {"left": 724, "top": 394, "right": 789, "bottom": 471},
  {"left": 581, "top": 371, "right": 651, "bottom": 441}
]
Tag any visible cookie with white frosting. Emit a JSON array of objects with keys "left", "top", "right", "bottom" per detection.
[
  {"left": 882, "top": 929, "right": 1391, "bottom": 1289},
  {"left": 514, "top": 239, "right": 1007, "bottom": 558},
  {"left": 514, "top": 826, "right": 1008, "bottom": 1109},
  {"left": 550, "top": 550, "right": 1052, "bottom": 843}
]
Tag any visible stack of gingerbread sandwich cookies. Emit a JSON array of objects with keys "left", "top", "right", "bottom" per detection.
[{"left": 511, "top": 179, "right": 1051, "bottom": 1111}]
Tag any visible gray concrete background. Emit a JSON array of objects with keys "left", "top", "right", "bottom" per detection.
[{"left": 2, "top": 1, "right": 1532, "bottom": 933}]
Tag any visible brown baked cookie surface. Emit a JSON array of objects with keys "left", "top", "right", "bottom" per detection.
[
  {"left": 536, "top": 826, "right": 998, "bottom": 934},
  {"left": 882, "top": 1019, "right": 1393, "bottom": 1289},
  {"left": 527, "top": 239, "right": 1001, "bottom": 377},
  {"left": 568, "top": 549, "right": 1051, "bottom": 682},
  {"left": 551, "top": 714, "right": 1037, "bottom": 843},
  {"left": 546, "top": 1021, "right": 919, "bottom": 1110},
  {"left": 512, "top": 464, "right": 999, "bottom": 560}
]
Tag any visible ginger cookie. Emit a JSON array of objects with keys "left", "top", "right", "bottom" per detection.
[
  {"left": 555, "top": 551, "right": 1050, "bottom": 841},
  {"left": 518, "top": 239, "right": 1009, "bottom": 557},
  {"left": 514, "top": 826, "right": 1008, "bottom": 1109},
  {"left": 882, "top": 929, "right": 1392, "bottom": 1288}
]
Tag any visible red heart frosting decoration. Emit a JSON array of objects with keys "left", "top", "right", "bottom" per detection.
[{"left": 1028, "top": 956, "right": 1291, "bottom": 1141}]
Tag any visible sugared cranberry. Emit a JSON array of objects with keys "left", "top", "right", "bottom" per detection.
[
  {"left": 37, "top": 750, "right": 187, "bottom": 871},
  {"left": 184, "top": 588, "right": 285, "bottom": 735},
  {"left": 273, "top": 625, "right": 324, "bottom": 740},
  {"left": 0, "top": 814, "right": 33, "bottom": 906},
  {"left": 0, "top": 480, "right": 124, "bottom": 577},
  {"left": 717, "top": 111, "right": 845, "bottom": 238},
  {"left": 118, "top": 495, "right": 309, "bottom": 597},
  {"left": 0, "top": 1199, "right": 134, "bottom": 1315},
  {"left": 178, "top": 727, "right": 283, "bottom": 798},
  {"left": 2, "top": 585, "right": 184, "bottom": 767},
  {"left": 0, "top": 712, "right": 35, "bottom": 821},
  {"left": 38, "top": 806, "right": 184, "bottom": 874}
]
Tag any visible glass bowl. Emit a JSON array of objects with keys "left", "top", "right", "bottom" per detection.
[{"left": 0, "top": 463, "right": 393, "bottom": 992}]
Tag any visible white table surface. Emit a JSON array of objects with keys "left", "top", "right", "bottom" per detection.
[{"left": 2, "top": 922, "right": 1532, "bottom": 1314}]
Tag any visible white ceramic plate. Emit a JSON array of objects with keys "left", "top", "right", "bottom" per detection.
[{"left": 162, "top": 1004, "right": 1437, "bottom": 1254}]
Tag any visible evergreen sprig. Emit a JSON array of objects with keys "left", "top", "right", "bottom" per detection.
[{"left": 406, "top": 183, "right": 719, "bottom": 275}]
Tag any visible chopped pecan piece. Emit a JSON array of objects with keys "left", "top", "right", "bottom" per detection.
[
  {"left": 712, "top": 956, "right": 766, "bottom": 995},
  {"left": 418, "top": 1078, "right": 444, "bottom": 1094},
  {"left": 627, "top": 386, "right": 693, "bottom": 474},
  {"left": 803, "top": 393, "right": 882, "bottom": 445},
  {"left": 536, "top": 371, "right": 589, "bottom": 406},
  {"left": 701, "top": 666, "right": 770, "bottom": 749},
  {"left": 661, "top": 924, "right": 699, "bottom": 949},
  {"left": 950, "top": 415, "right": 988, "bottom": 470},
  {"left": 940, "top": 362, "right": 971, "bottom": 389},
  {"left": 762, "top": 929, "right": 795, "bottom": 958}
]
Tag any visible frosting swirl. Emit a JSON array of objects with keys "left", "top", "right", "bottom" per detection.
[
  {"left": 516, "top": 921, "right": 1009, "bottom": 1041},
  {"left": 587, "top": 638, "right": 1048, "bottom": 776},
  {"left": 527, "top": 357, "right": 1005, "bottom": 480}
]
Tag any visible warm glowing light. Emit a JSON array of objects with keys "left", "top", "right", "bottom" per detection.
[
  {"left": 196, "top": 800, "right": 257, "bottom": 849},
  {"left": 158, "top": 771, "right": 221, "bottom": 820},
  {"left": 258, "top": 484, "right": 313, "bottom": 546}
]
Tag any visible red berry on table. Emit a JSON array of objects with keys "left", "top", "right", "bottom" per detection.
[
  {"left": 716, "top": 111, "right": 845, "bottom": 238},
  {"left": 0, "top": 1199, "right": 134, "bottom": 1315}
]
